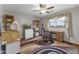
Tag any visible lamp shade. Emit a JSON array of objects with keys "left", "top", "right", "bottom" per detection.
[{"left": 10, "top": 21, "right": 20, "bottom": 31}]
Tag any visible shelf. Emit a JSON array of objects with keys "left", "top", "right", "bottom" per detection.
[{"left": 2, "top": 15, "right": 14, "bottom": 31}]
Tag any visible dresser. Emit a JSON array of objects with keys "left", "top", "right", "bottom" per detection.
[
  {"left": 1, "top": 31, "right": 20, "bottom": 54},
  {"left": 49, "top": 31, "right": 64, "bottom": 42},
  {"left": 25, "top": 29, "right": 33, "bottom": 39}
]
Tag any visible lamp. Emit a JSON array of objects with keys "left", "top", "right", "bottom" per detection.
[{"left": 10, "top": 21, "right": 21, "bottom": 31}]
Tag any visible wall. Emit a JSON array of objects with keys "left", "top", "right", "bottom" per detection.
[
  {"left": 69, "top": 7, "right": 79, "bottom": 44},
  {"left": 0, "top": 5, "right": 3, "bottom": 54},
  {"left": 0, "top": 5, "right": 3, "bottom": 31},
  {"left": 3, "top": 11, "right": 37, "bottom": 26},
  {"left": 40, "top": 7, "right": 79, "bottom": 44}
]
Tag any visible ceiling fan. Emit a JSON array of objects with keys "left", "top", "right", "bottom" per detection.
[{"left": 33, "top": 4, "right": 54, "bottom": 14}]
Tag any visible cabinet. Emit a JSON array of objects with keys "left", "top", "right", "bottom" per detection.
[
  {"left": 6, "top": 41, "right": 20, "bottom": 54},
  {"left": 50, "top": 31, "right": 64, "bottom": 42},
  {"left": 1, "top": 31, "right": 20, "bottom": 54},
  {"left": 25, "top": 29, "right": 33, "bottom": 39},
  {"left": 56, "top": 32, "right": 64, "bottom": 41},
  {"left": 2, "top": 31, "right": 20, "bottom": 43},
  {"left": 2, "top": 15, "right": 14, "bottom": 31}
]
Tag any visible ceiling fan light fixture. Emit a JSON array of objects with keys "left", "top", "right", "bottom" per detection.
[
  {"left": 33, "top": 4, "right": 54, "bottom": 14},
  {"left": 40, "top": 10, "right": 46, "bottom": 13}
]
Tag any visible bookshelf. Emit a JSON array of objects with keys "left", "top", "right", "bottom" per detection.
[{"left": 2, "top": 15, "right": 14, "bottom": 31}]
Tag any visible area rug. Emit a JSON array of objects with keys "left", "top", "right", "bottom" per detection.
[{"left": 28, "top": 46, "right": 69, "bottom": 54}]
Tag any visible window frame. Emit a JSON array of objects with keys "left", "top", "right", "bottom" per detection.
[{"left": 48, "top": 15, "right": 67, "bottom": 28}]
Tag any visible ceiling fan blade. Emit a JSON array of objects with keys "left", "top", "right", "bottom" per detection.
[
  {"left": 47, "top": 6, "right": 54, "bottom": 9},
  {"left": 46, "top": 10, "right": 54, "bottom": 14},
  {"left": 33, "top": 10, "right": 40, "bottom": 11},
  {"left": 39, "top": 4, "right": 46, "bottom": 8}
]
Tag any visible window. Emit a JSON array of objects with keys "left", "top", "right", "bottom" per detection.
[{"left": 48, "top": 16, "right": 66, "bottom": 28}]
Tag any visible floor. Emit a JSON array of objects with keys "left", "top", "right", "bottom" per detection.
[{"left": 21, "top": 36, "right": 79, "bottom": 54}]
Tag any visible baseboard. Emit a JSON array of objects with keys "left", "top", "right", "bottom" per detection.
[{"left": 63, "top": 40, "right": 79, "bottom": 47}]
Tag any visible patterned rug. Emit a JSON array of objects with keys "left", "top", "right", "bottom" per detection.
[{"left": 29, "top": 46, "right": 69, "bottom": 54}]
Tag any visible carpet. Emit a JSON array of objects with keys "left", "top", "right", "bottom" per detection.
[{"left": 29, "top": 46, "right": 69, "bottom": 54}]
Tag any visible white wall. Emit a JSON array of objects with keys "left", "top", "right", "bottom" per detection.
[
  {"left": 69, "top": 7, "right": 79, "bottom": 44},
  {"left": 3, "top": 11, "right": 36, "bottom": 26},
  {"left": 40, "top": 7, "right": 79, "bottom": 44},
  {"left": 0, "top": 5, "right": 3, "bottom": 31},
  {"left": 0, "top": 5, "right": 2, "bottom": 54}
]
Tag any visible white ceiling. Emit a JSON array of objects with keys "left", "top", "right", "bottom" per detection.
[{"left": 2, "top": 4, "right": 79, "bottom": 17}]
